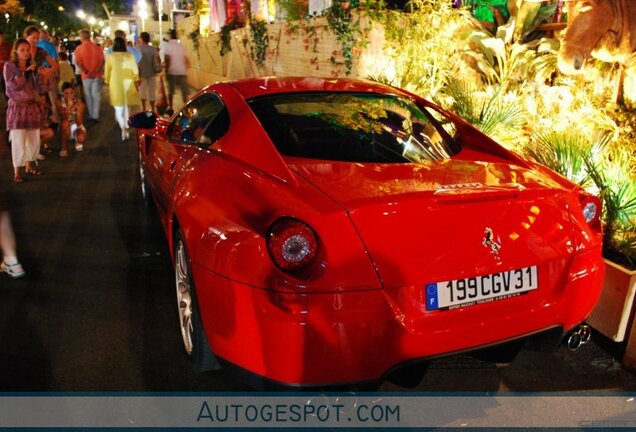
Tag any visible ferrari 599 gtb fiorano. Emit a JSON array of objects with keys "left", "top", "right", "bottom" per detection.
[{"left": 129, "top": 77, "right": 604, "bottom": 387}]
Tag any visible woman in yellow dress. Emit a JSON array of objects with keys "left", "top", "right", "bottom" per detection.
[{"left": 104, "top": 36, "right": 140, "bottom": 140}]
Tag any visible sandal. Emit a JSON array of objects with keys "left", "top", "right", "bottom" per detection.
[
  {"left": 1, "top": 261, "right": 26, "bottom": 278},
  {"left": 26, "top": 167, "right": 43, "bottom": 176},
  {"left": 13, "top": 175, "right": 23, "bottom": 183}
]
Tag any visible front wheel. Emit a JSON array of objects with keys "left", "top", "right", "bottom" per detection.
[{"left": 174, "top": 230, "right": 220, "bottom": 372}]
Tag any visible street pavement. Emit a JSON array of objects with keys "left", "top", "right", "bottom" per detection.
[{"left": 0, "top": 92, "right": 636, "bottom": 392}]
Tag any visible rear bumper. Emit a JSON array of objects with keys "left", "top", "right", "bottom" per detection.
[{"left": 192, "top": 248, "right": 604, "bottom": 386}]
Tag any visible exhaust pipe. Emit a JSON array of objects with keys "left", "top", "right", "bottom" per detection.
[{"left": 565, "top": 324, "right": 592, "bottom": 351}]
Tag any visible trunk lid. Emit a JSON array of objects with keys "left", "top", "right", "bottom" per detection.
[{"left": 288, "top": 158, "right": 576, "bottom": 288}]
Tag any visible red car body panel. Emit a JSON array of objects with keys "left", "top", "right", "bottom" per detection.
[
  {"left": 134, "top": 77, "right": 605, "bottom": 386},
  {"left": 190, "top": 246, "right": 602, "bottom": 384}
]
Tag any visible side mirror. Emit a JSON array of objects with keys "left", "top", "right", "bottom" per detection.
[{"left": 128, "top": 111, "right": 158, "bottom": 129}]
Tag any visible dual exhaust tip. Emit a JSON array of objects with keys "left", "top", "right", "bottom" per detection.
[{"left": 565, "top": 324, "right": 592, "bottom": 351}]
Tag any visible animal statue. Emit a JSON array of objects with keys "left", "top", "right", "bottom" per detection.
[{"left": 558, "top": 0, "right": 636, "bottom": 74}]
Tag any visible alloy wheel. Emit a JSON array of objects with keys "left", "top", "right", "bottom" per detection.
[
  {"left": 175, "top": 239, "right": 194, "bottom": 355},
  {"left": 139, "top": 154, "right": 147, "bottom": 200}
]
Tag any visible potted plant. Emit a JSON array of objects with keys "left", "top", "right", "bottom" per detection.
[
  {"left": 519, "top": 121, "right": 636, "bottom": 361},
  {"left": 584, "top": 152, "right": 636, "bottom": 366}
]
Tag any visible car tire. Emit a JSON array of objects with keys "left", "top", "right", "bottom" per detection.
[
  {"left": 174, "top": 230, "right": 220, "bottom": 372},
  {"left": 138, "top": 152, "right": 153, "bottom": 208}
]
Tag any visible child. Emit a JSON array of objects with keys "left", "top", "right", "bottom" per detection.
[
  {"left": 57, "top": 81, "right": 86, "bottom": 156},
  {"left": 40, "top": 93, "right": 57, "bottom": 155},
  {"left": 57, "top": 52, "right": 77, "bottom": 96}
]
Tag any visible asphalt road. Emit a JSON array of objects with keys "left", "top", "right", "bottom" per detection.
[{"left": 0, "top": 94, "right": 635, "bottom": 393}]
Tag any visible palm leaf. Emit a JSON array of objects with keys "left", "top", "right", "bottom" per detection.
[
  {"left": 479, "top": 90, "right": 525, "bottom": 137},
  {"left": 524, "top": 130, "right": 610, "bottom": 186}
]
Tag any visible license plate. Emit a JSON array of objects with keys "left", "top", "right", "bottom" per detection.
[{"left": 426, "top": 266, "right": 538, "bottom": 311}]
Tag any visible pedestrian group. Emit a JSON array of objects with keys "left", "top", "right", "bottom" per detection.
[{"left": 0, "top": 25, "right": 190, "bottom": 279}]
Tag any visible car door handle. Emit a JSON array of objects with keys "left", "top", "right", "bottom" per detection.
[{"left": 169, "top": 160, "right": 177, "bottom": 171}]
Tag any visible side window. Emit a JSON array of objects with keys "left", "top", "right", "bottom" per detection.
[
  {"left": 202, "top": 107, "right": 229, "bottom": 145},
  {"left": 168, "top": 105, "right": 194, "bottom": 142},
  {"left": 168, "top": 93, "right": 226, "bottom": 144}
]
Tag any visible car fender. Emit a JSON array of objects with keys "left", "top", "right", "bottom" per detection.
[{"left": 169, "top": 151, "right": 382, "bottom": 293}]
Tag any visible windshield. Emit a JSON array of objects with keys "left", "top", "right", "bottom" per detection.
[{"left": 248, "top": 92, "right": 460, "bottom": 163}]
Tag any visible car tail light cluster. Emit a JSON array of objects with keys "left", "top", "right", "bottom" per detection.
[
  {"left": 267, "top": 218, "right": 318, "bottom": 271},
  {"left": 579, "top": 192, "right": 601, "bottom": 227}
]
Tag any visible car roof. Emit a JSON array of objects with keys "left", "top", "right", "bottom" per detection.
[{"left": 224, "top": 76, "right": 403, "bottom": 99}]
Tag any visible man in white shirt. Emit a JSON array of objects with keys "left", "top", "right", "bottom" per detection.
[{"left": 162, "top": 29, "right": 190, "bottom": 108}]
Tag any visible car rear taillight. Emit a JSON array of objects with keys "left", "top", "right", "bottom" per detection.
[
  {"left": 579, "top": 192, "right": 601, "bottom": 227},
  {"left": 267, "top": 218, "right": 318, "bottom": 271}
]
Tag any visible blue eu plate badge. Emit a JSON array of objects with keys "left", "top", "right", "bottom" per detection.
[{"left": 426, "top": 283, "right": 439, "bottom": 311}]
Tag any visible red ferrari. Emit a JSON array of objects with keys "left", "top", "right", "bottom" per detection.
[{"left": 129, "top": 77, "right": 604, "bottom": 387}]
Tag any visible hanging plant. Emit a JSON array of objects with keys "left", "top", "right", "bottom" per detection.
[
  {"left": 220, "top": 16, "right": 245, "bottom": 56},
  {"left": 188, "top": 27, "right": 201, "bottom": 52},
  {"left": 250, "top": 18, "right": 269, "bottom": 67},
  {"left": 326, "top": 0, "right": 359, "bottom": 75}
]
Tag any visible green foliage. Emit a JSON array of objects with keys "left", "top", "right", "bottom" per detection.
[
  {"left": 250, "top": 18, "right": 269, "bottom": 67},
  {"left": 522, "top": 130, "right": 610, "bottom": 187},
  {"left": 585, "top": 154, "right": 636, "bottom": 267},
  {"left": 326, "top": 0, "right": 358, "bottom": 75},
  {"left": 189, "top": 27, "right": 200, "bottom": 51},
  {"left": 464, "top": 31, "right": 531, "bottom": 88},
  {"left": 529, "top": 38, "right": 559, "bottom": 84},
  {"left": 375, "top": 0, "right": 474, "bottom": 98},
  {"left": 519, "top": 126, "right": 635, "bottom": 268},
  {"left": 462, "top": 28, "right": 561, "bottom": 90},
  {"left": 219, "top": 16, "right": 244, "bottom": 56},
  {"left": 511, "top": 1, "right": 556, "bottom": 42},
  {"left": 366, "top": 73, "right": 396, "bottom": 86},
  {"left": 441, "top": 78, "right": 525, "bottom": 145}
]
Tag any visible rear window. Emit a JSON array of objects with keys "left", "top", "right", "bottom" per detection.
[{"left": 248, "top": 92, "right": 460, "bottom": 163}]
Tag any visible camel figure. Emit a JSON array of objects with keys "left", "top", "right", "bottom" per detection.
[{"left": 557, "top": 0, "right": 636, "bottom": 103}]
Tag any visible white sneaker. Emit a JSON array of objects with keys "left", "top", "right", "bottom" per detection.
[{"left": 75, "top": 143, "right": 84, "bottom": 151}]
